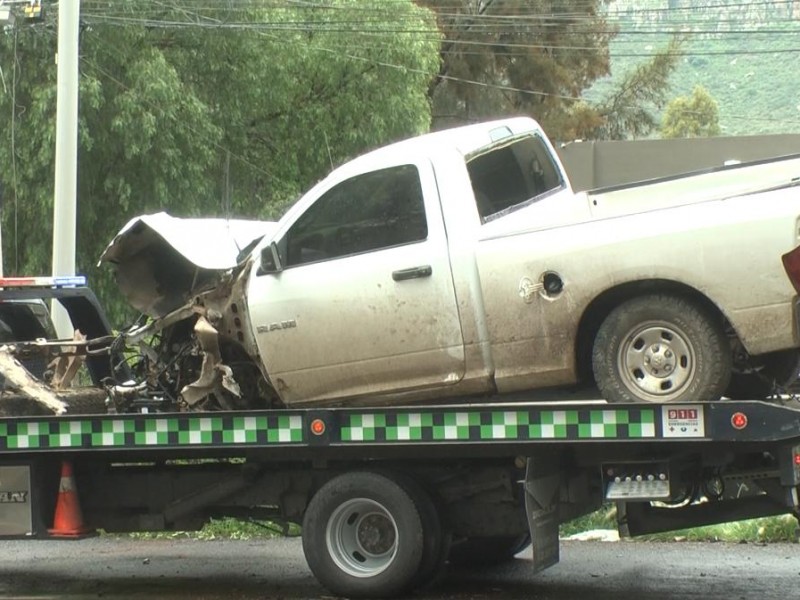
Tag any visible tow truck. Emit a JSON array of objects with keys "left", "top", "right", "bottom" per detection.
[{"left": 1, "top": 278, "right": 799, "bottom": 598}]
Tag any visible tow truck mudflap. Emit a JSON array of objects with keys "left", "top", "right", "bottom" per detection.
[
  {"left": 523, "top": 455, "right": 561, "bottom": 574},
  {"left": 779, "top": 443, "right": 800, "bottom": 507}
]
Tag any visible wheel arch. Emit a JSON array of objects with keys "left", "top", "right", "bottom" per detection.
[{"left": 575, "top": 279, "right": 731, "bottom": 385}]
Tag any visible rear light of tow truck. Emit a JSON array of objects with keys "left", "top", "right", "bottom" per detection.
[
  {"left": 782, "top": 445, "right": 800, "bottom": 489},
  {"left": 731, "top": 412, "right": 748, "bottom": 430}
]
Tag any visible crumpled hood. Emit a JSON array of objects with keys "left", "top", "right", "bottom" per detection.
[{"left": 99, "top": 212, "right": 277, "bottom": 318}]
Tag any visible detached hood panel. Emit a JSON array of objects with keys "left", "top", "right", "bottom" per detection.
[{"left": 99, "top": 212, "right": 277, "bottom": 318}]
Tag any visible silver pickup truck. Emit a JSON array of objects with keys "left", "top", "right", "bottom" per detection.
[{"left": 97, "top": 117, "right": 800, "bottom": 411}]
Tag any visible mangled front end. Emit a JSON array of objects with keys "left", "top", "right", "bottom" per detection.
[{"left": 99, "top": 213, "right": 281, "bottom": 413}]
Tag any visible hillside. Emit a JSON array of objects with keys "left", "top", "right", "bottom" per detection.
[{"left": 589, "top": 0, "right": 800, "bottom": 136}]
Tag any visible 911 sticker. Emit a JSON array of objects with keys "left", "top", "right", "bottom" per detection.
[{"left": 662, "top": 406, "right": 705, "bottom": 438}]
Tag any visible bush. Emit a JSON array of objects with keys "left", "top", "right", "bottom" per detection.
[{"left": 560, "top": 505, "right": 799, "bottom": 543}]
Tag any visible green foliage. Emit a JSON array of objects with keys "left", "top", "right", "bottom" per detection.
[
  {"left": 587, "top": 5, "right": 800, "bottom": 137},
  {"left": 561, "top": 505, "right": 799, "bottom": 543},
  {"left": 420, "top": 0, "right": 617, "bottom": 139},
  {"left": 638, "top": 515, "right": 799, "bottom": 543},
  {"left": 661, "top": 85, "right": 721, "bottom": 138},
  {"left": 419, "top": 1, "right": 684, "bottom": 141},
  {"left": 132, "top": 510, "right": 799, "bottom": 543},
  {"left": 587, "top": 36, "right": 685, "bottom": 140},
  {"left": 0, "top": 0, "right": 440, "bottom": 323},
  {"left": 666, "top": 25, "right": 800, "bottom": 136},
  {"left": 199, "top": 518, "right": 300, "bottom": 540},
  {"left": 128, "top": 518, "right": 300, "bottom": 541},
  {"left": 559, "top": 504, "right": 618, "bottom": 536}
]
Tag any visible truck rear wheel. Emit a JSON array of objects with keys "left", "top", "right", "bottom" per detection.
[
  {"left": 301, "top": 471, "right": 424, "bottom": 598},
  {"left": 593, "top": 294, "right": 731, "bottom": 403}
]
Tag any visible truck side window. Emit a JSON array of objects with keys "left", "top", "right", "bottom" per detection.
[
  {"left": 467, "top": 135, "right": 563, "bottom": 223},
  {"left": 285, "top": 164, "right": 428, "bottom": 267}
]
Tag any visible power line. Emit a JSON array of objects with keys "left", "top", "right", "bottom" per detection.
[
  {"left": 75, "top": 3, "right": 800, "bottom": 127},
  {"left": 77, "top": 0, "right": 797, "bottom": 15},
  {"left": 78, "top": 12, "right": 800, "bottom": 31},
  {"left": 78, "top": 13, "right": 800, "bottom": 59},
  {"left": 17, "top": 0, "right": 800, "bottom": 142},
  {"left": 76, "top": 0, "right": 798, "bottom": 22}
]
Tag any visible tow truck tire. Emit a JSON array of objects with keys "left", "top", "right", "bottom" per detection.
[
  {"left": 397, "top": 475, "right": 450, "bottom": 588},
  {"left": 301, "top": 471, "right": 424, "bottom": 599},
  {"left": 448, "top": 533, "right": 531, "bottom": 567},
  {"left": 593, "top": 294, "right": 731, "bottom": 403}
]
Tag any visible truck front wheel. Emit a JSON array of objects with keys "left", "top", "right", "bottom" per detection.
[
  {"left": 593, "top": 294, "right": 731, "bottom": 403},
  {"left": 302, "top": 471, "right": 424, "bottom": 598}
]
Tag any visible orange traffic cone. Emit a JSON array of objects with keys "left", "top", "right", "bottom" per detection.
[{"left": 48, "top": 461, "right": 92, "bottom": 537}]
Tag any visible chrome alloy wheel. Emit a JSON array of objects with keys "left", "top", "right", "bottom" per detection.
[
  {"left": 618, "top": 320, "right": 696, "bottom": 401},
  {"left": 326, "top": 498, "right": 399, "bottom": 578}
]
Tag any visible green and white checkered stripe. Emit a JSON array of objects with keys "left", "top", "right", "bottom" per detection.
[
  {"left": 339, "top": 408, "right": 656, "bottom": 442},
  {"left": 0, "top": 414, "right": 304, "bottom": 451},
  {"left": 0, "top": 407, "right": 660, "bottom": 451}
]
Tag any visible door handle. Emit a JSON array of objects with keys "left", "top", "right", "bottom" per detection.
[{"left": 392, "top": 265, "right": 433, "bottom": 281}]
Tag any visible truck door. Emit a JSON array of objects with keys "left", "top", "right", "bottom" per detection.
[{"left": 246, "top": 160, "right": 466, "bottom": 405}]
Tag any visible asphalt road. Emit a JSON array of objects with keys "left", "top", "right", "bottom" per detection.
[{"left": 1, "top": 537, "right": 799, "bottom": 599}]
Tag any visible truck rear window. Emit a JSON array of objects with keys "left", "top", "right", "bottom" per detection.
[{"left": 467, "top": 135, "right": 563, "bottom": 223}]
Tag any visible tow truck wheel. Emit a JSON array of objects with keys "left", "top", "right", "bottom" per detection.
[
  {"left": 396, "top": 475, "right": 450, "bottom": 588},
  {"left": 302, "top": 471, "right": 424, "bottom": 599},
  {"left": 593, "top": 294, "right": 731, "bottom": 403}
]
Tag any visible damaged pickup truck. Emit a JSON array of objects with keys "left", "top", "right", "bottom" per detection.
[{"left": 7, "top": 116, "right": 800, "bottom": 414}]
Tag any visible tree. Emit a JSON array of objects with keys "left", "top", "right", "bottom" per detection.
[
  {"left": 419, "top": 1, "right": 683, "bottom": 142},
  {"left": 419, "top": 0, "right": 616, "bottom": 138},
  {"left": 584, "top": 36, "right": 685, "bottom": 140},
  {"left": 661, "top": 85, "right": 721, "bottom": 138},
  {"left": 0, "top": 0, "right": 440, "bottom": 322}
]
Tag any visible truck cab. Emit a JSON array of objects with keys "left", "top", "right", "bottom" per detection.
[{"left": 247, "top": 118, "right": 575, "bottom": 405}]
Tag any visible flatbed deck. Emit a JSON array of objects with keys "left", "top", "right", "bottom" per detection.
[{"left": 2, "top": 399, "right": 799, "bottom": 459}]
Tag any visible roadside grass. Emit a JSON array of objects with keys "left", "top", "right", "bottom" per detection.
[
  {"left": 560, "top": 505, "right": 800, "bottom": 543},
  {"left": 559, "top": 504, "right": 618, "bottom": 537},
  {"left": 129, "top": 518, "right": 300, "bottom": 541}
]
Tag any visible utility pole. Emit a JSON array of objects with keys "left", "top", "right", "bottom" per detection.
[{"left": 51, "top": 0, "right": 80, "bottom": 337}]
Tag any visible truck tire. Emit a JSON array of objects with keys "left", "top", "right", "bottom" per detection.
[
  {"left": 593, "top": 294, "right": 731, "bottom": 403},
  {"left": 448, "top": 534, "right": 531, "bottom": 567},
  {"left": 301, "top": 471, "right": 424, "bottom": 599},
  {"left": 727, "top": 349, "right": 800, "bottom": 399}
]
